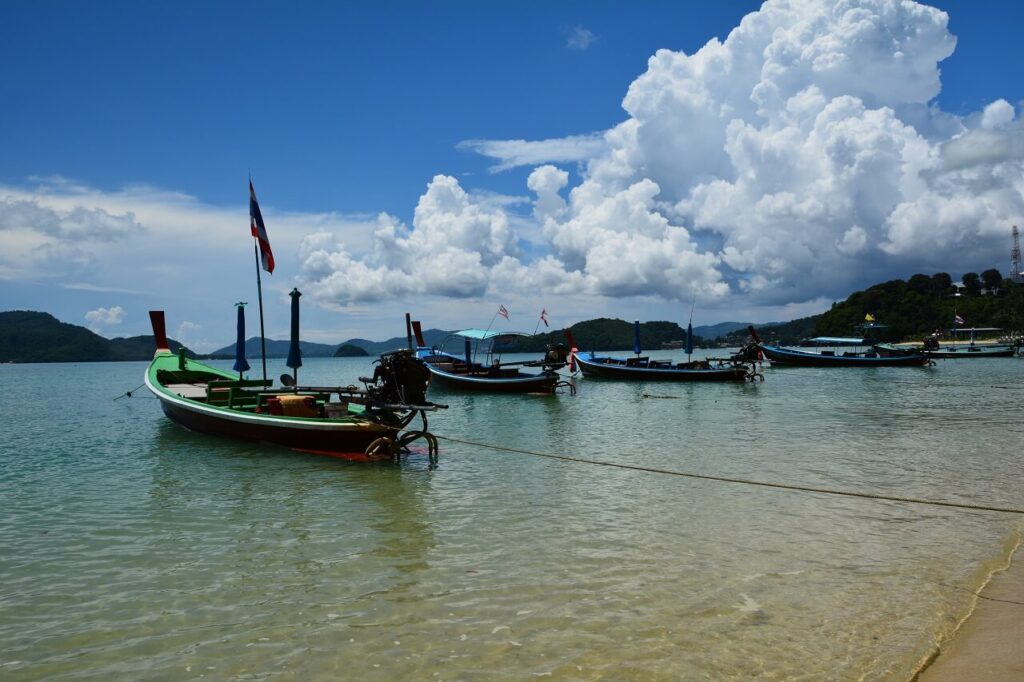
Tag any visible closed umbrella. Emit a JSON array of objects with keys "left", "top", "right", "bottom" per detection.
[
  {"left": 286, "top": 288, "right": 302, "bottom": 386},
  {"left": 233, "top": 302, "right": 250, "bottom": 379}
]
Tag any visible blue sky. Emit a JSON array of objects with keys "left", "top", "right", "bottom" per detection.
[{"left": 2, "top": 1, "right": 1023, "bottom": 351}]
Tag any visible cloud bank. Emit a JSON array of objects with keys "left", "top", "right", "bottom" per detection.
[{"left": 297, "top": 0, "right": 1024, "bottom": 315}]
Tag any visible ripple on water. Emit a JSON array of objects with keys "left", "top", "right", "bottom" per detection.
[{"left": 0, "top": 357, "right": 1022, "bottom": 679}]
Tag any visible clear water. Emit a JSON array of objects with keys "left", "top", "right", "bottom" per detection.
[{"left": 1, "top": 353, "right": 1022, "bottom": 680}]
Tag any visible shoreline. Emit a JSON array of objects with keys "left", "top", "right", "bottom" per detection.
[{"left": 914, "top": 537, "right": 1024, "bottom": 681}]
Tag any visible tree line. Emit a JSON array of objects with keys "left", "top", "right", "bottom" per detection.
[{"left": 721, "top": 270, "right": 1023, "bottom": 345}]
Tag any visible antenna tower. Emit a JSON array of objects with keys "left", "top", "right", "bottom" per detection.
[{"left": 1013, "top": 225, "right": 1023, "bottom": 283}]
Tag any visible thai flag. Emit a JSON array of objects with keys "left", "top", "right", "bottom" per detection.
[
  {"left": 954, "top": 314, "right": 964, "bottom": 325},
  {"left": 498, "top": 305, "right": 509, "bottom": 319},
  {"left": 540, "top": 308, "right": 549, "bottom": 327},
  {"left": 249, "top": 181, "right": 275, "bottom": 274}
]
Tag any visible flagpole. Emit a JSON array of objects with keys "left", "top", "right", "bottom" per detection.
[
  {"left": 254, "top": 241, "right": 268, "bottom": 384},
  {"left": 687, "top": 295, "right": 696, "bottom": 363},
  {"left": 476, "top": 310, "right": 501, "bottom": 363}
]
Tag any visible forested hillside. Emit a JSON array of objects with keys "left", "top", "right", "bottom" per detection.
[
  {"left": 0, "top": 311, "right": 192, "bottom": 362},
  {"left": 720, "top": 270, "right": 1023, "bottom": 345},
  {"left": 513, "top": 318, "right": 706, "bottom": 352}
]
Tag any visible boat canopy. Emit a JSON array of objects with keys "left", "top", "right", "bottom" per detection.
[
  {"left": 453, "top": 329, "right": 531, "bottom": 340},
  {"left": 808, "top": 336, "right": 865, "bottom": 346},
  {"left": 951, "top": 327, "right": 1002, "bottom": 333}
]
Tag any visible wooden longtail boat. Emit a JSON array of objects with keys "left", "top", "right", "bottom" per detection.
[
  {"left": 874, "top": 342, "right": 1016, "bottom": 359},
  {"left": 145, "top": 311, "right": 444, "bottom": 461},
  {"left": 571, "top": 351, "right": 755, "bottom": 381},
  {"left": 757, "top": 341, "right": 932, "bottom": 367},
  {"left": 409, "top": 319, "right": 571, "bottom": 394},
  {"left": 750, "top": 326, "right": 931, "bottom": 367},
  {"left": 568, "top": 321, "right": 762, "bottom": 382},
  {"left": 875, "top": 328, "right": 1018, "bottom": 359}
]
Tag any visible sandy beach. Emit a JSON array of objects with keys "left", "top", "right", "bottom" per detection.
[{"left": 916, "top": 543, "right": 1024, "bottom": 681}]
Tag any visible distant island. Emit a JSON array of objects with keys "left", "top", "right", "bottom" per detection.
[
  {"left": 2, "top": 269, "right": 1020, "bottom": 363},
  {"left": 333, "top": 344, "right": 369, "bottom": 357}
]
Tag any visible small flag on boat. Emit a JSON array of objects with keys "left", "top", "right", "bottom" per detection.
[
  {"left": 498, "top": 305, "right": 509, "bottom": 320},
  {"left": 864, "top": 313, "right": 875, "bottom": 322},
  {"left": 249, "top": 181, "right": 275, "bottom": 274},
  {"left": 540, "top": 308, "right": 549, "bottom": 327},
  {"left": 954, "top": 314, "right": 965, "bottom": 325}
]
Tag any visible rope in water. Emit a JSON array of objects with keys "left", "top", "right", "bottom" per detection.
[
  {"left": 114, "top": 384, "right": 148, "bottom": 400},
  {"left": 435, "top": 435, "right": 1024, "bottom": 516}
]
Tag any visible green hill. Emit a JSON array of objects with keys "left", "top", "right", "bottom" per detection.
[
  {"left": 209, "top": 328, "right": 451, "bottom": 357},
  {"left": 333, "top": 344, "right": 369, "bottom": 357},
  {"left": 720, "top": 271, "right": 1024, "bottom": 345},
  {"left": 0, "top": 311, "right": 192, "bottom": 363},
  {"left": 513, "top": 318, "right": 706, "bottom": 353},
  {"left": 342, "top": 328, "right": 451, "bottom": 355},
  {"left": 209, "top": 337, "right": 340, "bottom": 359}
]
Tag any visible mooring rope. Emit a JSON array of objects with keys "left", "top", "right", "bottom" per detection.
[
  {"left": 114, "top": 383, "right": 148, "bottom": 400},
  {"left": 435, "top": 435, "right": 1024, "bottom": 516}
]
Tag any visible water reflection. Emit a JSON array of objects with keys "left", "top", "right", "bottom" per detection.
[{"left": 146, "top": 419, "right": 437, "bottom": 586}]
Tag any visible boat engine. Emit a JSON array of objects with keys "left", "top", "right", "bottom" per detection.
[
  {"left": 730, "top": 342, "right": 765, "bottom": 382},
  {"left": 365, "top": 349, "right": 432, "bottom": 407},
  {"left": 731, "top": 342, "right": 762, "bottom": 364},
  {"left": 545, "top": 342, "right": 570, "bottom": 366}
]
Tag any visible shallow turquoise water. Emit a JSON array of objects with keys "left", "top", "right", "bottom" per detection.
[{"left": 1, "top": 353, "right": 1022, "bottom": 680}]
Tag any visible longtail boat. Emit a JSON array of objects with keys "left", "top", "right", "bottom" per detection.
[
  {"left": 875, "top": 327, "right": 1018, "bottom": 359},
  {"left": 568, "top": 321, "right": 761, "bottom": 381},
  {"left": 145, "top": 311, "right": 444, "bottom": 461},
  {"left": 757, "top": 342, "right": 932, "bottom": 367},
  {"left": 409, "top": 317, "right": 571, "bottom": 394},
  {"left": 749, "top": 322, "right": 932, "bottom": 368},
  {"left": 571, "top": 351, "right": 757, "bottom": 381}
]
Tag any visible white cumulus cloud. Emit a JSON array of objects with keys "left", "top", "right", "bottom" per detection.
[
  {"left": 288, "top": 0, "right": 1024, "bottom": 318},
  {"left": 85, "top": 305, "right": 125, "bottom": 330}
]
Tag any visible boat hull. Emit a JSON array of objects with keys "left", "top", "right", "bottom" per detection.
[
  {"left": 425, "top": 365, "right": 559, "bottom": 393},
  {"left": 760, "top": 344, "right": 930, "bottom": 367},
  {"left": 156, "top": 396, "right": 392, "bottom": 456},
  {"left": 873, "top": 342, "right": 1017, "bottom": 359},
  {"left": 928, "top": 346, "right": 1016, "bottom": 358},
  {"left": 574, "top": 353, "right": 749, "bottom": 381}
]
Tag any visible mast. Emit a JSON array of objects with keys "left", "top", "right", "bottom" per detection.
[
  {"left": 1012, "top": 225, "right": 1023, "bottom": 283},
  {"left": 254, "top": 241, "right": 268, "bottom": 383},
  {"left": 249, "top": 179, "right": 274, "bottom": 384}
]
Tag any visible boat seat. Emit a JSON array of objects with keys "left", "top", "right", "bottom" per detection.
[
  {"left": 165, "top": 383, "right": 209, "bottom": 399},
  {"left": 626, "top": 357, "right": 649, "bottom": 366},
  {"left": 227, "top": 388, "right": 260, "bottom": 408}
]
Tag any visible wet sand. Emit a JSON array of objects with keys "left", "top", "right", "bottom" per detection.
[{"left": 916, "top": 545, "right": 1024, "bottom": 681}]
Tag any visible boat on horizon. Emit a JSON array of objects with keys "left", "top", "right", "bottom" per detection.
[{"left": 145, "top": 310, "right": 445, "bottom": 461}]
